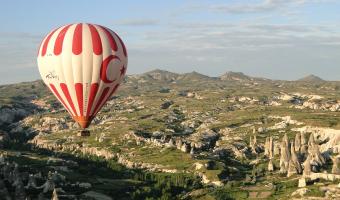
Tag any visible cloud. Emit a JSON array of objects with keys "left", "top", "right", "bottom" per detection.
[
  {"left": 141, "top": 22, "right": 340, "bottom": 53},
  {"left": 208, "top": 0, "right": 333, "bottom": 14},
  {"left": 115, "top": 19, "right": 159, "bottom": 26},
  {"left": 124, "top": 21, "right": 340, "bottom": 80}
]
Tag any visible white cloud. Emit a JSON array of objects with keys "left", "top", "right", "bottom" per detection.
[
  {"left": 208, "top": 0, "right": 334, "bottom": 14},
  {"left": 124, "top": 21, "right": 340, "bottom": 80}
]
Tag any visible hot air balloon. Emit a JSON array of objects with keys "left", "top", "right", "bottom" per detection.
[{"left": 37, "top": 23, "right": 127, "bottom": 136}]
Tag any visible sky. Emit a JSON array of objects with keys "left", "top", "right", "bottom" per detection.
[{"left": 1, "top": 0, "right": 340, "bottom": 84}]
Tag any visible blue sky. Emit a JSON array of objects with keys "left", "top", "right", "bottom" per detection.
[{"left": 1, "top": 0, "right": 340, "bottom": 84}]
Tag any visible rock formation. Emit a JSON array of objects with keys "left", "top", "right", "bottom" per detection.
[
  {"left": 264, "top": 136, "right": 274, "bottom": 159},
  {"left": 287, "top": 141, "right": 302, "bottom": 177},
  {"left": 332, "top": 156, "right": 340, "bottom": 174},
  {"left": 307, "top": 133, "right": 325, "bottom": 169},
  {"left": 167, "top": 138, "right": 175, "bottom": 147},
  {"left": 249, "top": 135, "right": 260, "bottom": 154},
  {"left": 295, "top": 132, "right": 301, "bottom": 153},
  {"left": 268, "top": 159, "right": 274, "bottom": 172},
  {"left": 300, "top": 131, "right": 307, "bottom": 154},
  {"left": 181, "top": 143, "right": 189, "bottom": 153},
  {"left": 303, "top": 156, "right": 312, "bottom": 176},
  {"left": 176, "top": 139, "right": 183, "bottom": 150},
  {"left": 279, "top": 133, "right": 290, "bottom": 173},
  {"left": 308, "top": 133, "right": 316, "bottom": 146},
  {"left": 52, "top": 188, "right": 59, "bottom": 200},
  {"left": 190, "top": 147, "right": 195, "bottom": 155},
  {"left": 264, "top": 137, "right": 270, "bottom": 156},
  {"left": 298, "top": 177, "right": 306, "bottom": 188},
  {"left": 269, "top": 136, "right": 274, "bottom": 159}
]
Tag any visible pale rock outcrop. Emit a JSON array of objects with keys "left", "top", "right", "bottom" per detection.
[
  {"left": 298, "top": 177, "right": 306, "bottom": 188},
  {"left": 268, "top": 159, "right": 274, "bottom": 172},
  {"left": 303, "top": 156, "right": 312, "bottom": 176},
  {"left": 181, "top": 143, "right": 189, "bottom": 153},
  {"left": 300, "top": 131, "right": 307, "bottom": 154},
  {"left": 294, "top": 132, "right": 301, "bottom": 153},
  {"left": 264, "top": 136, "right": 274, "bottom": 158},
  {"left": 332, "top": 156, "right": 340, "bottom": 174},
  {"left": 264, "top": 137, "right": 270, "bottom": 156},
  {"left": 279, "top": 133, "right": 290, "bottom": 173},
  {"left": 274, "top": 142, "right": 280, "bottom": 156},
  {"left": 176, "top": 139, "right": 183, "bottom": 150},
  {"left": 307, "top": 134, "right": 326, "bottom": 169},
  {"left": 249, "top": 135, "right": 261, "bottom": 154},
  {"left": 291, "top": 188, "right": 309, "bottom": 197},
  {"left": 167, "top": 138, "right": 175, "bottom": 147},
  {"left": 293, "top": 126, "right": 340, "bottom": 153},
  {"left": 188, "top": 129, "right": 219, "bottom": 150},
  {"left": 52, "top": 188, "right": 59, "bottom": 200},
  {"left": 269, "top": 136, "right": 274, "bottom": 158},
  {"left": 190, "top": 147, "right": 195, "bottom": 155},
  {"left": 287, "top": 141, "right": 302, "bottom": 177}
]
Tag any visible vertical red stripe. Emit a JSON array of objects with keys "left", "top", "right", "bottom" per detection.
[
  {"left": 49, "top": 84, "right": 72, "bottom": 114},
  {"left": 114, "top": 32, "right": 127, "bottom": 57},
  {"left": 108, "top": 84, "right": 119, "bottom": 97},
  {"left": 88, "top": 24, "right": 102, "bottom": 55},
  {"left": 72, "top": 23, "right": 82, "bottom": 55},
  {"left": 93, "top": 85, "right": 119, "bottom": 116},
  {"left": 86, "top": 83, "right": 99, "bottom": 116},
  {"left": 41, "top": 28, "right": 58, "bottom": 56},
  {"left": 60, "top": 83, "right": 77, "bottom": 116},
  {"left": 99, "top": 26, "right": 118, "bottom": 51},
  {"left": 75, "top": 83, "right": 83, "bottom": 116},
  {"left": 92, "top": 87, "right": 110, "bottom": 116},
  {"left": 54, "top": 25, "right": 71, "bottom": 55}
]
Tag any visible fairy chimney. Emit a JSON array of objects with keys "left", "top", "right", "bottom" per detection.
[
  {"left": 269, "top": 136, "right": 274, "bottom": 159},
  {"left": 300, "top": 131, "right": 307, "bottom": 154},
  {"left": 287, "top": 141, "right": 302, "bottom": 177},
  {"left": 279, "top": 134, "right": 290, "bottom": 173},
  {"left": 331, "top": 156, "right": 340, "bottom": 174},
  {"left": 294, "top": 132, "right": 301, "bottom": 153},
  {"left": 307, "top": 134, "right": 325, "bottom": 168},
  {"left": 303, "top": 155, "right": 312, "bottom": 176},
  {"left": 268, "top": 159, "right": 274, "bottom": 172},
  {"left": 264, "top": 137, "right": 270, "bottom": 156}
]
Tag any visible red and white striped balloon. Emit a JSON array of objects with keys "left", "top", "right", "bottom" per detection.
[{"left": 37, "top": 23, "right": 127, "bottom": 129}]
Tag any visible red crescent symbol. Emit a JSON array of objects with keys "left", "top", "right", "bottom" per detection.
[{"left": 100, "top": 55, "right": 121, "bottom": 83}]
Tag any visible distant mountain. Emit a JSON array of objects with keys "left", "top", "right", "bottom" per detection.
[
  {"left": 297, "top": 75, "right": 324, "bottom": 82},
  {"left": 131, "top": 69, "right": 179, "bottom": 82},
  {"left": 219, "top": 71, "right": 252, "bottom": 81},
  {"left": 177, "top": 71, "right": 213, "bottom": 81}
]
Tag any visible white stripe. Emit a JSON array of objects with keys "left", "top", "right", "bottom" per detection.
[{"left": 37, "top": 23, "right": 128, "bottom": 120}]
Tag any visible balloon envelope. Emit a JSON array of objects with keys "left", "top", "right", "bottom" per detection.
[{"left": 37, "top": 23, "right": 127, "bottom": 129}]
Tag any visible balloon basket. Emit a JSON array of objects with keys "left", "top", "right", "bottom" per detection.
[{"left": 78, "top": 130, "right": 90, "bottom": 137}]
